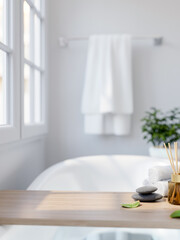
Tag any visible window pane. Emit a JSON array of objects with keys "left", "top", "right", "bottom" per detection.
[
  {"left": 34, "top": 70, "right": 42, "bottom": 123},
  {"left": 0, "top": 0, "right": 6, "bottom": 44},
  {"left": 0, "top": 50, "right": 7, "bottom": 125},
  {"left": 23, "top": 0, "right": 44, "bottom": 126},
  {"left": 24, "top": 64, "right": 31, "bottom": 124},
  {"left": 34, "top": 0, "right": 41, "bottom": 11},
  {"left": 34, "top": 15, "right": 41, "bottom": 66},
  {"left": 24, "top": 1, "right": 30, "bottom": 60}
]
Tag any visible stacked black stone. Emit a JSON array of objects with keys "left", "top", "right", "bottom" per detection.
[{"left": 132, "top": 186, "right": 163, "bottom": 202}]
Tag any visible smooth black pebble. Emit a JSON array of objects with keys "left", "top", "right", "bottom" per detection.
[
  {"left": 136, "top": 186, "right": 157, "bottom": 195},
  {"left": 132, "top": 193, "right": 163, "bottom": 202}
]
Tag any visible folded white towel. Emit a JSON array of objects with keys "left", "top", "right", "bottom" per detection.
[
  {"left": 142, "top": 178, "right": 169, "bottom": 197},
  {"left": 154, "top": 180, "right": 169, "bottom": 197},
  {"left": 148, "top": 165, "right": 172, "bottom": 184},
  {"left": 81, "top": 34, "right": 133, "bottom": 135}
]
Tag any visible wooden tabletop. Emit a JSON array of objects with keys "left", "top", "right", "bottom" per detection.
[{"left": 0, "top": 191, "right": 180, "bottom": 229}]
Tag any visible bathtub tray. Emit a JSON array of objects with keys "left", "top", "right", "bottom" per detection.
[{"left": 0, "top": 191, "right": 179, "bottom": 229}]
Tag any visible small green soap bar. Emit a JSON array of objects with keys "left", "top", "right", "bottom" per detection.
[
  {"left": 170, "top": 210, "right": 180, "bottom": 218},
  {"left": 121, "top": 200, "right": 140, "bottom": 208}
]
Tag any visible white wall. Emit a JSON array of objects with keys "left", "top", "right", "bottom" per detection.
[
  {"left": 0, "top": 139, "right": 46, "bottom": 189},
  {"left": 47, "top": 0, "right": 180, "bottom": 166}
]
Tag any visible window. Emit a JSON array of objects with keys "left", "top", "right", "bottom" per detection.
[
  {"left": 0, "top": 0, "right": 47, "bottom": 144},
  {"left": 0, "top": 49, "right": 7, "bottom": 126},
  {"left": 0, "top": 0, "right": 10, "bottom": 126},
  {"left": 22, "top": 0, "right": 47, "bottom": 138},
  {"left": 0, "top": 0, "right": 20, "bottom": 144}
]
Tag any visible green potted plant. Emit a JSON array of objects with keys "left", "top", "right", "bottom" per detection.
[{"left": 141, "top": 107, "right": 180, "bottom": 158}]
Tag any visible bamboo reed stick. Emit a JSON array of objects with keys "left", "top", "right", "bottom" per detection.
[
  {"left": 175, "top": 142, "right": 179, "bottom": 174},
  {"left": 174, "top": 142, "right": 178, "bottom": 174},
  {"left": 168, "top": 143, "right": 177, "bottom": 174},
  {"left": 164, "top": 143, "right": 176, "bottom": 174}
]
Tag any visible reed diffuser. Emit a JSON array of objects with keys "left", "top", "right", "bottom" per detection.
[{"left": 164, "top": 142, "right": 180, "bottom": 205}]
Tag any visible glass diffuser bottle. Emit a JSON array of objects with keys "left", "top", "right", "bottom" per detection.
[
  {"left": 164, "top": 142, "right": 180, "bottom": 205},
  {"left": 168, "top": 174, "right": 180, "bottom": 205}
]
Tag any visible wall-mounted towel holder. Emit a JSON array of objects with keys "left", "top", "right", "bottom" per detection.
[{"left": 58, "top": 35, "right": 163, "bottom": 48}]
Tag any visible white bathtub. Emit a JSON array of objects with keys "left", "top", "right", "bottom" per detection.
[{"left": 1, "top": 155, "right": 179, "bottom": 240}]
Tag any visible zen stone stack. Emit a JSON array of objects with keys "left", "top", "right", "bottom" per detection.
[{"left": 132, "top": 186, "right": 163, "bottom": 202}]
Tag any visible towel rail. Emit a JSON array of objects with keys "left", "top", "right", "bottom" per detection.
[{"left": 58, "top": 35, "right": 163, "bottom": 48}]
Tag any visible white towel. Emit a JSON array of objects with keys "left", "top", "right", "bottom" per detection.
[
  {"left": 148, "top": 165, "right": 172, "bottom": 184},
  {"left": 143, "top": 179, "right": 169, "bottom": 197},
  {"left": 143, "top": 165, "right": 172, "bottom": 197},
  {"left": 81, "top": 34, "right": 133, "bottom": 135},
  {"left": 154, "top": 180, "right": 169, "bottom": 197}
]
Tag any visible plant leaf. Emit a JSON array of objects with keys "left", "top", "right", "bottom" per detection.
[
  {"left": 170, "top": 210, "right": 180, "bottom": 218},
  {"left": 121, "top": 201, "right": 140, "bottom": 208},
  {"left": 141, "top": 107, "right": 180, "bottom": 146}
]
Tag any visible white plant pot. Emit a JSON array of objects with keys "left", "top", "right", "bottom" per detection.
[{"left": 149, "top": 146, "right": 180, "bottom": 160}]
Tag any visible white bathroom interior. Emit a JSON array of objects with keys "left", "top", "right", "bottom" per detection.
[{"left": 0, "top": 0, "right": 180, "bottom": 239}]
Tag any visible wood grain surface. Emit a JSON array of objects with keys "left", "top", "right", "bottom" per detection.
[{"left": 0, "top": 191, "right": 180, "bottom": 229}]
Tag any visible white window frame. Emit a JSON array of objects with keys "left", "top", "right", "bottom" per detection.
[
  {"left": 21, "top": 0, "right": 47, "bottom": 139},
  {"left": 0, "top": 0, "right": 47, "bottom": 144},
  {"left": 0, "top": 0, "right": 20, "bottom": 144}
]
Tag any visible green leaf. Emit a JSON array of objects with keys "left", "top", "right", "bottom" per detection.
[
  {"left": 121, "top": 201, "right": 140, "bottom": 208},
  {"left": 170, "top": 210, "right": 180, "bottom": 218}
]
